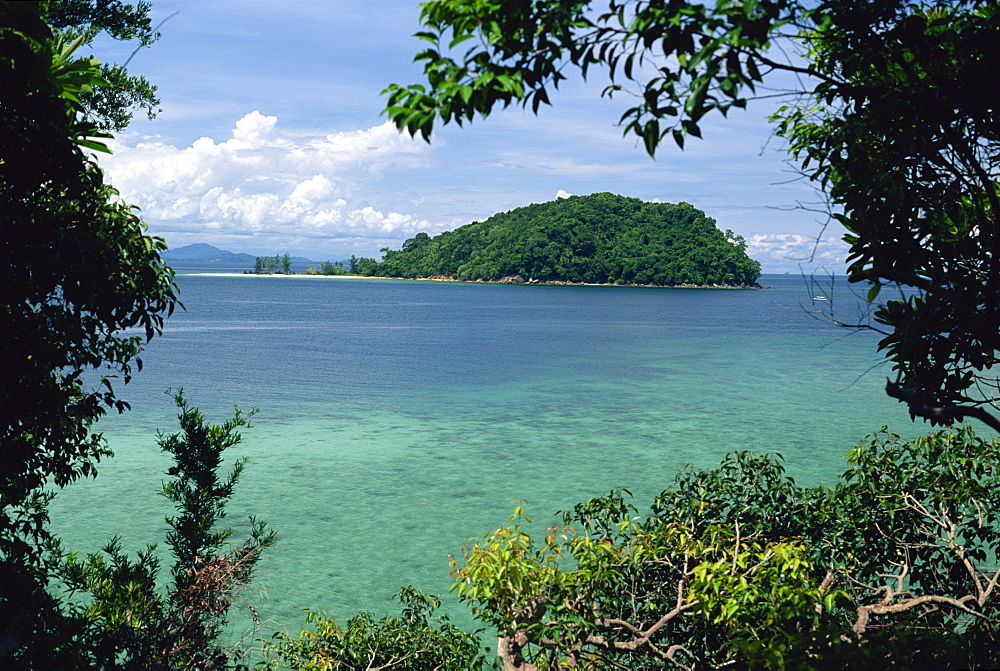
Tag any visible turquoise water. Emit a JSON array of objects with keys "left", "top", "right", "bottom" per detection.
[{"left": 49, "top": 274, "right": 920, "bottom": 638}]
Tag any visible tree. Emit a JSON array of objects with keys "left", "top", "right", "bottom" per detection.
[
  {"left": 384, "top": 0, "right": 1000, "bottom": 430},
  {"left": 61, "top": 391, "right": 275, "bottom": 669},
  {"left": 253, "top": 254, "right": 293, "bottom": 274},
  {"left": 354, "top": 256, "right": 380, "bottom": 276},
  {"left": 1, "top": 2, "right": 177, "bottom": 660},
  {"left": 449, "top": 428, "right": 1000, "bottom": 669},
  {"left": 260, "top": 586, "right": 490, "bottom": 670},
  {"left": 402, "top": 231, "right": 432, "bottom": 253},
  {"left": 41, "top": 0, "right": 164, "bottom": 131}
]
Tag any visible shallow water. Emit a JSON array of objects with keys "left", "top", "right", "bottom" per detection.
[{"left": 49, "top": 273, "right": 919, "bottom": 636}]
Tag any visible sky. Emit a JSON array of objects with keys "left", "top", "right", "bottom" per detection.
[{"left": 92, "top": 0, "right": 851, "bottom": 273}]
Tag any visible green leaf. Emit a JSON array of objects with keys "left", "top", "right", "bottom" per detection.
[{"left": 672, "top": 128, "right": 685, "bottom": 150}]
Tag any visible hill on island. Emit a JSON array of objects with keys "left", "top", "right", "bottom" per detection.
[{"left": 366, "top": 193, "right": 762, "bottom": 286}]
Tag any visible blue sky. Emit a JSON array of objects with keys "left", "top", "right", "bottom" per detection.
[{"left": 94, "top": 0, "right": 849, "bottom": 273}]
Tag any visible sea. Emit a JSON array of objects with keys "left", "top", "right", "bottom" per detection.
[{"left": 48, "top": 272, "right": 924, "bottom": 641}]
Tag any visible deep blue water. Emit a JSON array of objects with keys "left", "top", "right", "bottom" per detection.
[{"left": 50, "top": 273, "right": 920, "bottom": 635}]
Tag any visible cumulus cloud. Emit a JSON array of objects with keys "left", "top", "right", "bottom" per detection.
[
  {"left": 100, "top": 111, "right": 436, "bottom": 248},
  {"left": 746, "top": 233, "right": 851, "bottom": 273},
  {"left": 555, "top": 189, "right": 572, "bottom": 199}
]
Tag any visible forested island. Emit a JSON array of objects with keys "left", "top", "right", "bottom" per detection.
[{"left": 359, "top": 193, "right": 762, "bottom": 287}]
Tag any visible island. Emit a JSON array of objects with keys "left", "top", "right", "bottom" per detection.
[{"left": 359, "top": 193, "right": 762, "bottom": 287}]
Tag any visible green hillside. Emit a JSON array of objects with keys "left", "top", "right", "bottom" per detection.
[{"left": 365, "top": 193, "right": 761, "bottom": 286}]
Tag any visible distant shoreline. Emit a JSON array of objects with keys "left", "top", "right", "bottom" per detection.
[
  {"left": 184, "top": 272, "right": 371, "bottom": 279},
  {"left": 183, "top": 272, "right": 765, "bottom": 289}
]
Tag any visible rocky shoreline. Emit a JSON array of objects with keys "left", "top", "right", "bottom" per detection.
[
  {"left": 197, "top": 272, "right": 766, "bottom": 289},
  {"left": 398, "top": 273, "right": 765, "bottom": 289}
]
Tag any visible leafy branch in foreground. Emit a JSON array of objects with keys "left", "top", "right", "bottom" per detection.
[
  {"left": 260, "top": 585, "right": 491, "bottom": 670},
  {"left": 1, "top": 3, "right": 177, "bottom": 661},
  {"left": 60, "top": 390, "right": 275, "bottom": 669},
  {"left": 41, "top": 0, "right": 165, "bottom": 131},
  {"left": 450, "top": 427, "right": 1000, "bottom": 669}
]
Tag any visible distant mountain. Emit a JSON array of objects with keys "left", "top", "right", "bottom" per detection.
[
  {"left": 162, "top": 244, "right": 314, "bottom": 265},
  {"left": 162, "top": 244, "right": 255, "bottom": 264}
]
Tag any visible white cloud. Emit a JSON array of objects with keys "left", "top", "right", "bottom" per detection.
[
  {"left": 97, "top": 109, "right": 833, "bottom": 266},
  {"left": 555, "top": 189, "right": 572, "bottom": 199},
  {"left": 746, "top": 233, "right": 851, "bottom": 273},
  {"left": 100, "top": 112, "right": 435, "bottom": 250}
]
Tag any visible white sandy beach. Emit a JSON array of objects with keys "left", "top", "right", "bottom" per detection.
[{"left": 184, "top": 272, "right": 373, "bottom": 279}]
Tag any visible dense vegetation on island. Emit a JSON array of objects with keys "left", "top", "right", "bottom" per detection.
[
  {"left": 368, "top": 193, "right": 762, "bottom": 286},
  {"left": 304, "top": 255, "right": 366, "bottom": 275}
]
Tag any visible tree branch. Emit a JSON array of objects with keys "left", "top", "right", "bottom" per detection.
[
  {"left": 853, "top": 594, "right": 986, "bottom": 636},
  {"left": 886, "top": 381, "right": 1000, "bottom": 432}
]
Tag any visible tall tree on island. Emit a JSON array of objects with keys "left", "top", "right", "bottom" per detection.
[{"left": 384, "top": 0, "right": 1000, "bottom": 432}]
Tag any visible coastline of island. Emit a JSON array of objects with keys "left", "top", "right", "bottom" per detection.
[
  {"left": 185, "top": 272, "right": 766, "bottom": 289},
  {"left": 364, "top": 194, "right": 764, "bottom": 287}
]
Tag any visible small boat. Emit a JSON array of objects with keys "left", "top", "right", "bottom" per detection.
[{"left": 812, "top": 295, "right": 828, "bottom": 301}]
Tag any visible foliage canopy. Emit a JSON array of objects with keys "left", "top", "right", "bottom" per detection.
[
  {"left": 4, "top": 3, "right": 272, "bottom": 668},
  {"left": 41, "top": 0, "right": 163, "bottom": 131},
  {"left": 60, "top": 391, "right": 274, "bottom": 669},
  {"left": 449, "top": 428, "right": 1000, "bottom": 669},
  {"left": 384, "top": 0, "right": 1000, "bottom": 430},
  {"left": 261, "top": 586, "right": 490, "bottom": 670},
  {"left": 0, "top": 1, "right": 177, "bottom": 660},
  {"left": 369, "top": 193, "right": 761, "bottom": 285}
]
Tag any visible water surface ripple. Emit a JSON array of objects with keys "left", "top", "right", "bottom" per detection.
[{"left": 50, "top": 274, "right": 918, "bottom": 633}]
